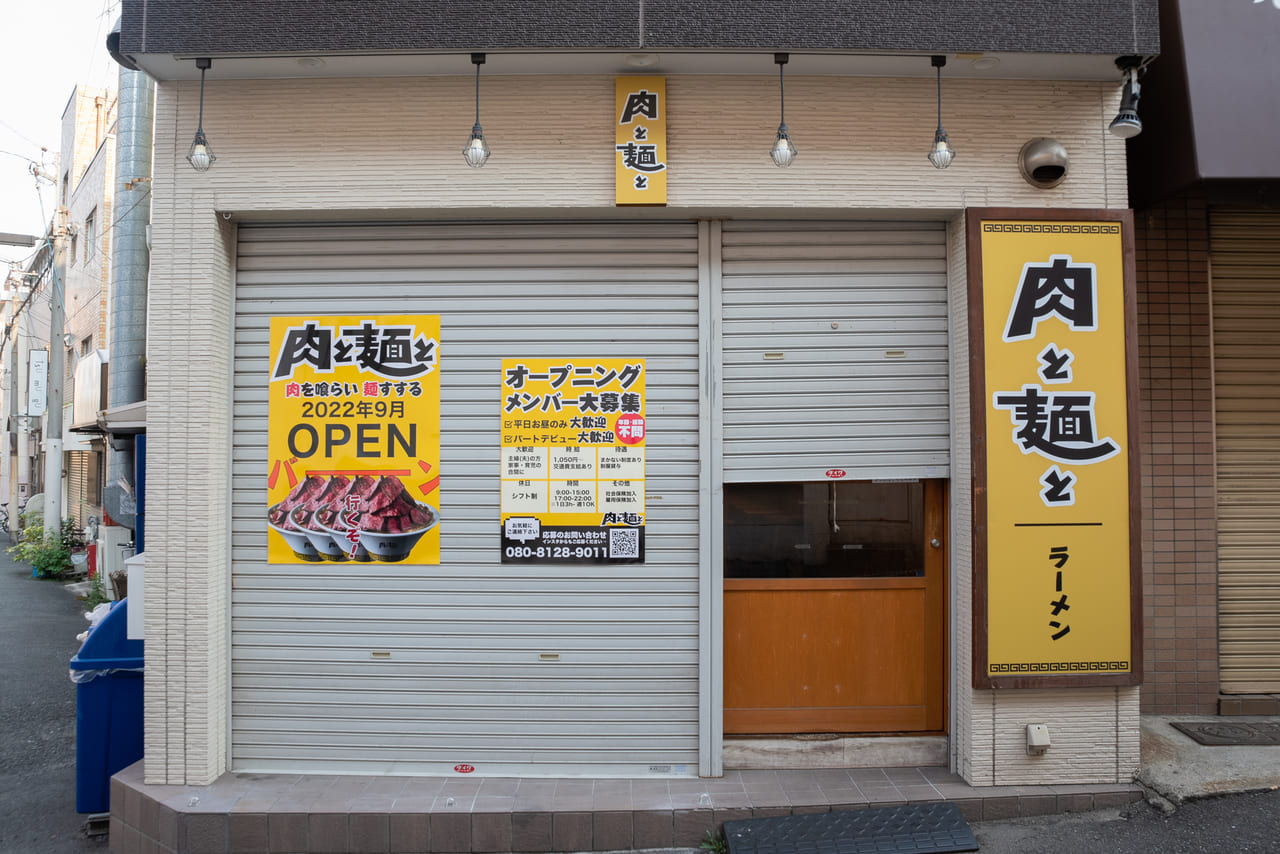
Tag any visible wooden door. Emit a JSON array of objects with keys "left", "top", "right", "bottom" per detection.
[{"left": 724, "top": 480, "right": 947, "bottom": 733}]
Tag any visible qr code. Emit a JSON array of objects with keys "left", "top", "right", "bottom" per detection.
[{"left": 608, "top": 528, "right": 641, "bottom": 559}]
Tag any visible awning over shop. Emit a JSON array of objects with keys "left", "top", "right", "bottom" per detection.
[
  {"left": 98, "top": 399, "right": 146, "bottom": 436},
  {"left": 69, "top": 350, "right": 109, "bottom": 433}
]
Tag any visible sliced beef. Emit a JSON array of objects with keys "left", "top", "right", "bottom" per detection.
[
  {"left": 296, "top": 474, "right": 434, "bottom": 535},
  {"left": 271, "top": 475, "right": 328, "bottom": 529}
]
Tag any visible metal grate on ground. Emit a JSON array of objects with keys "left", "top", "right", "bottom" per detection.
[
  {"left": 724, "top": 802, "right": 979, "bottom": 854},
  {"left": 1171, "top": 721, "right": 1280, "bottom": 746}
]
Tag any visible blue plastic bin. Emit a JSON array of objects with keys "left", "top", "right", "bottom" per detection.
[{"left": 69, "top": 598, "right": 143, "bottom": 814}]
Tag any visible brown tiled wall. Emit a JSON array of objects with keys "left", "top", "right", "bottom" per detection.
[{"left": 1135, "top": 191, "right": 1219, "bottom": 714}]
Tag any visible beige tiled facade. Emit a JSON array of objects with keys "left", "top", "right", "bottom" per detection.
[{"left": 144, "top": 72, "right": 1139, "bottom": 787}]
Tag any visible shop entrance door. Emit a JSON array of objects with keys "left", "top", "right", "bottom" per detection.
[{"left": 723, "top": 479, "right": 947, "bottom": 733}]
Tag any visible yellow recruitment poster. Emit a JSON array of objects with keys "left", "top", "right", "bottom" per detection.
[
  {"left": 975, "top": 215, "right": 1138, "bottom": 686},
  {"left": 266, "top": 316, "right": 441, "bottom": 565},
  {"left": 615, "top": 77, "right": 667, "bottom": 205},
  {"left": 500, "top": 358, "right": 646, "bottom": 564}
]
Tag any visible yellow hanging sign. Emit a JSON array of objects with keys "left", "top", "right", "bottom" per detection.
[{"left": 615, "top": 77, "right": 667, "bottom": 206}]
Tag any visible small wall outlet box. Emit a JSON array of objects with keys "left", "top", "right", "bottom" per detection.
[{"left": 1026, "top": 723, "right": 1051, "bottom": 755}]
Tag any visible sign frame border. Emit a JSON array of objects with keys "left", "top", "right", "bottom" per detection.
[{"left": 966, "top": 207, "right": 1143, "bottom": 690}]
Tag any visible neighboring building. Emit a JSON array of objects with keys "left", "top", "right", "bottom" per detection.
[
  {"left": 3, "top": 242, "right": 53, "bottom": 518},
  {"left": 111, "top": 0, "right": 1161, "bottom": 837},
  {"left": 1127, "top": 0, "right": 1280, "bottom": 716},
  {"left": 0, "top": 87, "right": 117, "bottom": 547},
  {"left": 61, "top": 85, "right": 118, "bottom": 531}
]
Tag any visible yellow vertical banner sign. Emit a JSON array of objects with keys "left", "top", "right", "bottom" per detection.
[
  {"left": 266, "top": 316, "right": 441, "bottom": 565},
  {"left": 615, "top": 77, "right": 667, "bottom": 206},
  {"left": 500, "top": 358, "right": 646, "bottom": 564},
  {"left": 970, "top": 212, "right": 1141, "bottom": 688}
]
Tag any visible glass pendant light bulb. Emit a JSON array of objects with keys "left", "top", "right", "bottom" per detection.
[
  {"left": 770, "top": 53, "right": 797, "bottom": 167},
  {"left": 187, "top": 59, "right": 216, "bottom": 172},
  {"left": 187, "top": 131, "right": 215, "bottom": 172},
  {"left": 463, "top": 53, "right": 491, "bottom": 167},
  {"left": 463, "top": 124, "right": 490, "bottom": 168},
  {"left": 928, "top": 128, "right": 955, "bottom": 169},
  {"left": 771, "top": 125, "right": 798, "bottom": 168},
  {"left": 927, "top": 57, "right": 955, "bottom": 169}
]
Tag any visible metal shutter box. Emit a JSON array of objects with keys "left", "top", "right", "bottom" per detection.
[
  {"left": 232, "top": 222, "right": 701, "bottom": 775},
  {"left": 721, "top": 220, "right": 949, "bottom": 483},
  {"left": 1213, "top": 210, "right": 1280, "bottom": 693}
]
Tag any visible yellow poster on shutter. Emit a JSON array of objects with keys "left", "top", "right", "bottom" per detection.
[
  {"left": 615, "top": 77, "right": 667, "bottom": 205},
  {"left": 266, "top": 315, "right": 441, "bottom": 565}
]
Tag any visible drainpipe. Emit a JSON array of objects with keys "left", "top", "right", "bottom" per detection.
[{"left": 103, "top": 63, "right": 153, "bottom": 532}]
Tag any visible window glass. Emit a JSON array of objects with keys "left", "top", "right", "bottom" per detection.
[
  {"left": 724, "top": 480, "right": 924, "bottom": 578},
  {"left": 84, "top": 210, "right": 96, "bottom": 260}
]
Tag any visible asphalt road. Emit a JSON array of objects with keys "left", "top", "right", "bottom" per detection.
[
  {"left": 0, "top": 546, "right": 107, "bottom": 853},
  {"left": 973, "top": 788, "right": 1280, "bottom": 853}
]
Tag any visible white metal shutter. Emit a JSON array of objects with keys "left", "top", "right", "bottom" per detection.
[
  {"left": 1213, "top": 210, "right": 1280, "bottom": 693},
  {"left": 721, "top": 221, "right": 949, "bottom": 482},
  {"left": 232, "top": 222, "right": 702, "bottom": 774}
]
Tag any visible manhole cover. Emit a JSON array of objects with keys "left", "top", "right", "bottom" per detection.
[{"left": 1171, "top": 721, "right": 1280, "bottom": 746}]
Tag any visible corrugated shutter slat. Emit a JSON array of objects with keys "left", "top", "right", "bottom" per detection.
[
  {"left": 721, "top": 221, "right": 949, "bottom": 482},
  {"left": 1213, "top": 209, "right": 1280, "bottom": 693}
]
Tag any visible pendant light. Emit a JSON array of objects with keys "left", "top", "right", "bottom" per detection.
[
  {"left": 186, "top": 58, "right": 216, "bottom": 172},
  {"left": 462, "top": 53, "right": 491, "bottom": 168},
  {"left": 770, "top": 53, "right": 797, "bottom": 168},
  {"left": 927, "top": 55, "right": 955, "bottom": 169}
]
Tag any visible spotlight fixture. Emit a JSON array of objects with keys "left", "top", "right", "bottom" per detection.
[
  {"left": 770, "top": 53, "right": 797, "bottom": 168},
  {"left": 927, "top": 55, "right": 955, "bottom": 169},
  {"left": 1109, "top": 57, "right": 1143, "bottom": 139},
  {"left": 462, "top": 53, "right": 491, "bottom": 168},
  {"left": 186, "top": 58, "right": 215, "bottom": 172}
]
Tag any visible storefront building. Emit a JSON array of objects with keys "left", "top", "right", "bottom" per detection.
[{"left": 116, "top": 0, "right": 1157, "bottom": 796}]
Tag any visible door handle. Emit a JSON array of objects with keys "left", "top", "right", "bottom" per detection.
[{"left": 930, "top": 538, "right": 942, "bottom": 549}]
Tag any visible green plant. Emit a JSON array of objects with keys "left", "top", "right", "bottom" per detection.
[
  {"left": 9, "top": 517, "right": 76, "bottom": 579},
  {"left": 81, "top": 572, "right": 110, "bottom": 610},
  {"left": 700, "top": 829, "right": 727, "bottom": 854}
]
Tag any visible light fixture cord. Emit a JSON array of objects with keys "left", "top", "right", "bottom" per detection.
[
  {"left": 197, "top": 65, "right": 207, "bottom": 134},
  {"left": 779, "top": 60, "right": 787, "bottom": 127},
  {"left": 936, "top": 63, "right": 943, "bottom": 129},
  {"left": 474, "top": 60, "right": 481, "bottom": 126}
]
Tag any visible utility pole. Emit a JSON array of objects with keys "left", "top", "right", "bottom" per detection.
[
  {"left": 2, "top": 280, "right": 13, "bottom": 537},
  {"left": 43, "top": 211, "right": 66, "bottom": 538}
]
